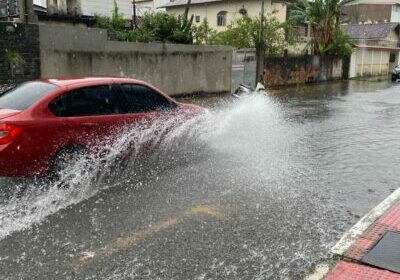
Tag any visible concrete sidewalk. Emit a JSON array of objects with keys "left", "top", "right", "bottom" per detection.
[{"left": 308, "top": 188, "right": 400, "bottom": 280}]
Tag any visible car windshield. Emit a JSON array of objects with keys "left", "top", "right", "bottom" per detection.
[{"left": 0, "top": 81, "right": 58, "bottom": 111}]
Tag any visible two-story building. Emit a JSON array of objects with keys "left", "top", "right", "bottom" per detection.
[
  {"left": 342, "top": 0, "right": 400, "bottom": 24},
  {"left": 339, "top": 1, "right": 400, "bottom": 77},
  {"left": 342, "top": 23, "right": 400, "bottom": 77},
  {"left": 164, "top": 0, "right": 287, "bottom": 31}
]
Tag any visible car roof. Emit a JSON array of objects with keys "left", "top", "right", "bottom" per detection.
[{"left": 39, "top": 77, "right": 144, "bottom": 87}]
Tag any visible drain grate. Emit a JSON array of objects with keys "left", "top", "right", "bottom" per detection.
[{"left": 362, "top": 231, "right": 400, "bottom": 273}]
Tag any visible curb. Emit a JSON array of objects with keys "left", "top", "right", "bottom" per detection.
[
  {"left": 305, "top": 187, "right": 400, "bottom": 280},
  {"left": 332, "top": 188, "right": 400, "bottom": 256}
]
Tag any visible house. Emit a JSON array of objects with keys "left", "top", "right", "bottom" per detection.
[
  {"left": 163, "top": 0, "right": 287, "bottom": 31},
  {"left": 136, "top": 0, "right": 170, "bottom": 11},
  {"left": 0, "top": 0, "right": 38, "bottom": 22},
  {"left": 342, "top": 23, "right": 400, "bottom": 77},
  {"left": 343, "top": 0, "right": 400, "bottom": 24},
  {"left": 46, "top": 0, "right": 133, "bottom": 19}
]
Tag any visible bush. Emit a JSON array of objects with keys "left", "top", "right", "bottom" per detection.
[
  {"left": 210, "top": 15, "right": 296, "bottom": 56},
  {"left": 192, "top": 19, "right": 217, "bottom": 44},
  {"left": 95, "top": 2, "right": 194, "bottom": 44}
]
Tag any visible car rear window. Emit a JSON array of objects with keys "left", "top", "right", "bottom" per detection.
[{"left": 0, "top": 81, "right": 59, "bottom": 110}]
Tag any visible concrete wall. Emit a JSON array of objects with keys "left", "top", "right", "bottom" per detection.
[
  {"left": 39, "top": 25, "right": 232, "bottom": 96},
  {"left": 166, "top": 0, "right": 286, "bottom": 32},
  {"left": 263, "top": 55, "right": 347, "bottom": 87}
]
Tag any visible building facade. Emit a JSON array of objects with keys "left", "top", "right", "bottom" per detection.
[
  {"left": 164, "top": 0, "right": 286, "bottom": 31},
  {"left": 45, "top": 0, "right": 134, "bottom": 19},
  {"left": 136, "top": 0, "right": 170, "bottom": 11},
  {"left": 342, "top": 23, "right": 400, "bottom": 77},
  {"left": 343, "top": 0, "right": 400, "bottom": 24}
]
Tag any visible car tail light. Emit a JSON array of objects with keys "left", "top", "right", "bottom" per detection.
[{"left": 0, "top": 124, "right": 22, "bottom": 145}]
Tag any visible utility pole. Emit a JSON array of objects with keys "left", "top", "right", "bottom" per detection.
[
  {"left": 132, "top": 0, "right": 137, "bottom": 28},
  {"left": 18, "top": 0, "right": 37, "bottom": 23},
  {"left": 255, "top": 0, "right": 265, "bottom": 85},
  {"left": 24, "top": 0, "right": 28, "bottom": 23}
]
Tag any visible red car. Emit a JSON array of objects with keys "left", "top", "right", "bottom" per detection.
[{"left": 0, "top": 77, "right": 204, "bottom": 177}]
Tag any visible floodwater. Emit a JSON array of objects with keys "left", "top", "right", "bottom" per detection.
[{"left": 0, "top": 80, "right": 400, "bottom": 279}]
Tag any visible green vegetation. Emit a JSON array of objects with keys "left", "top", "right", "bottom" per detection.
[
  {"left": 95, "top": 1, "right": 296, "bottom": 54},
  {"left": 210, "top": 15, "right": 296, "bottom": 56},
  {"left": 4, "top": 50, "right": 25, "bottom": 67},
  {"left": 287, "top": 0, "right": 354, "bottom": 56},
  {"left": 192, "top": 19, "right": 217, "bottom": 45},
  {"left": 95, "top": 1, "right": 193, "bottom": 44}
]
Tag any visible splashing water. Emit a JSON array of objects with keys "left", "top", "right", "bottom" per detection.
[
  {"left": 0, "top": 94, "right": 345, "bottom": 280},
  {"left": 0, "top": 106, "right": 211, "bottom": 240},
  {"left": 0, "top": 94, "right": 285, "bottom": 240}
]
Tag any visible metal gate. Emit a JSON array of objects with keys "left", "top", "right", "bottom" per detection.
[{"left": 231, "top": 48, "right": 256, "bottom": 93}]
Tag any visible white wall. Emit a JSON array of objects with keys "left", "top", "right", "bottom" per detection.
[
  {"left": 391, "top": 4, "right": 400, "bottom": 22},
  {"left": 34, "top": 0, "right": 47, "bottom": 7},
  {"left": 154, "top": 0, "right": 169, "bottom": 10},
  {"left": 81, "top": 0, "right": 133, "bottom": 19},
  {"left": 354, "top": 48, "right": 390, "bottom": 77},
  {"left": 349, "top": 51, "right": 357, "bottom": 78},
  {"left": 135, "top": 0, "right": 154, "bottom": 15},
  {"left": 136, "top": 0, "right": 178, "bottom": 12}
]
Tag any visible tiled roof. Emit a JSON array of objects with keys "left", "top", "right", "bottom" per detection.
[
  {"left": 341, "top": 23, "right": 400, "bottom": 39},
  {"left": 163, "top": 0, "right": 225, "bottom": 8}
]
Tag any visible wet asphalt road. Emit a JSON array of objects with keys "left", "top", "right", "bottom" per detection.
[{"left": 1, "top": 80, "right": 400, "bottom": 279}]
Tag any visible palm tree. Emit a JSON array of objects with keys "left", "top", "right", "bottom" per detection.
[{"left": 287, "top": 0, "right": 354, "bottom": 55}]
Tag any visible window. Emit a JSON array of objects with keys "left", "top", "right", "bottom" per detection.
[
  {"left": 195, "top": 15, "right": 200, "bottom": 23},
  {"left": 217, "top": 11, "right": 227, "bottom": 26},
  {"left": 239, "top": 8, "right": 247, "bottom": 16},
  {"left": 390, "top": 53, "right": 396, "bottom": 63},
  {"left": 0, "top": 82, "right": 58, "bottom": 111},
  {"left": 120, "top": 84, "right": 173, "bottom": 113},
  {"left": 49, "top": 85, "right": 126, "bottom": 117}
]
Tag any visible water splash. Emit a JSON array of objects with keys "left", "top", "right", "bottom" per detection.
[
  {"left": 0, "top": 94, "right": 345, "bottom": 280},
  {"left": 0, "top": 107, "right": 210, "bottom": 240}
]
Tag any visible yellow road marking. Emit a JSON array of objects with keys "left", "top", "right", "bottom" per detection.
[{"left": 71, "top": 204, "right": 224, "bottom": 269}]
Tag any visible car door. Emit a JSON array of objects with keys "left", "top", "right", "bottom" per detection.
[
  {"left": 48, "top": 84, "right": 129, "bottom": 149},
  {"left": 116, "top": 83, "right": 177, "bottom": 151}
]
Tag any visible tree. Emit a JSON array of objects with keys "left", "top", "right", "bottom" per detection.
[
  {"left": 192, "top": 19, "right": 218, "bottom": 44},
  {"left": 95, "top": 1, "right": 194, "bottom": 44},
  {"left": 210, "top": 15, "right": 296, "bottom": 56},
  {"left": 287, "top": 0, "right": 354, "bottom": 56}
]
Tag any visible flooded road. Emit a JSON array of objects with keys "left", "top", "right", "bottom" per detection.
[{"left": 1, "top": 80, "right": 400, "bottom": 279}]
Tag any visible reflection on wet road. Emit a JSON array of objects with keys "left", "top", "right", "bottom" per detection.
[{"left": 1, "top": 80, "right": 400, "bottom": 279}]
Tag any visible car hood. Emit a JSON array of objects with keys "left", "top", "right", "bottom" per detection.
[{"left": 0, "top": 109, "right": 21, "bottom": 120}]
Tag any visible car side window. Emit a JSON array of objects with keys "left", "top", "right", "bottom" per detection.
[
  {"left": 120, "top": 84, "right": 173, "bottom": 113},
  {"left": 49, "top": 85, "right": 124, "bottom": 117}
]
